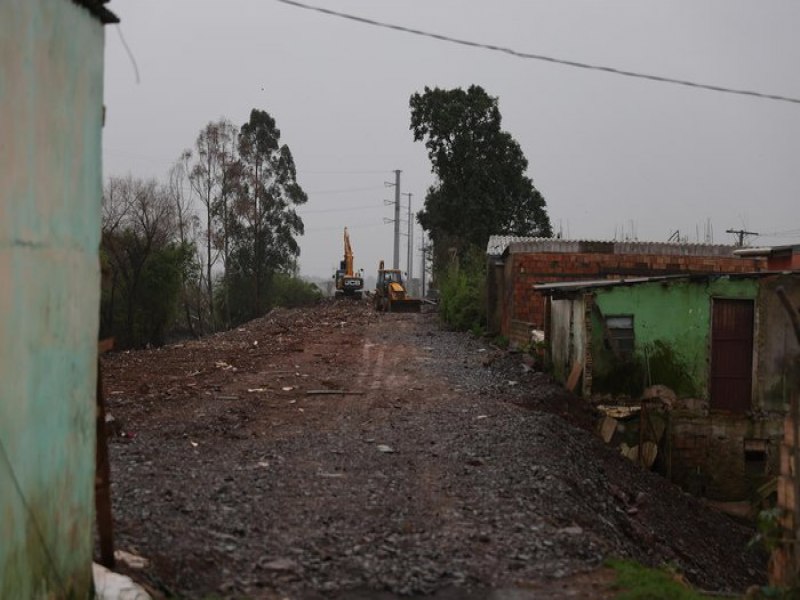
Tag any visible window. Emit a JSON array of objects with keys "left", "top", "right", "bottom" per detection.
[{"left": 605, "top": 315, "right": 634, "bottom": 359}]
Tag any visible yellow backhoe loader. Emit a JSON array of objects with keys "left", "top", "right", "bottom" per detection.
[
  {"left": 333, "top": 228, "right": 364, "bottom": 299},
  {"left": 373, "top": 260, "right": 421, "bottom": 313}
]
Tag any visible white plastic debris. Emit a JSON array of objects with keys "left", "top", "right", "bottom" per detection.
[{"left": 93, "top": 562, "right": 151, "bottom": 600}]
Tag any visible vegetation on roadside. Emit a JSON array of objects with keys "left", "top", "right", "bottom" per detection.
[
  {"left": 100, "top": 108, "right": 312, "bottom": 348},
  {"left": 608, "top": 559, "right": 707, "bottom": 599},
  {"left": 437, "top": 251, "right": 487, "bottom": 334}
]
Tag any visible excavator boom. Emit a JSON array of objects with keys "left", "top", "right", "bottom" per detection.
[
  {"left": 343, "top": 228, "right": 354, "bottom": 277},
  {"left": 333, "top": 227, "right": 363, "bottom": 298}
]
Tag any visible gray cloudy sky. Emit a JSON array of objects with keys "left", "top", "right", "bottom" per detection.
[{"left": 103, "top": 0, "right": 800, "bottom": 279}]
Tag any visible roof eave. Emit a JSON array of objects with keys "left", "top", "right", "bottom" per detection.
[{"left": 71, "top": 0, "right": 119, "bottom": 24}]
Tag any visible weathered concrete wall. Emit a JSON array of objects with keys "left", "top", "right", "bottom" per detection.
[
  {"left": 549, "top": 298, "right": 574, "bottom": 382},
  {"left": 669, "top": 414, "right": 783, "bottom": 501},
  {"left": 0, "top": 0, "right": 105, "bottom": 596},
  {"left": 755, "top": 275, "right": 800, "bottom": 413}
]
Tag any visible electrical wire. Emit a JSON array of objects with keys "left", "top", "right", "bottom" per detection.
[
  {"left": 299, "top": 203, "right": 385, "bottom": 214},
  {"left": 115, "top": 24, "right": 140, "bottom": 84},
  {"left": 756, "top": 228, "right": 800, "bottom": 238},
  {"left": 305, "top": 185, "right": 385, "bottom": 195},
  {"left": 305, "top": 221, "right": 389, "bottom": 232},
  {"left": 276, "top": 0, "right": 800, "bottom": 106}
]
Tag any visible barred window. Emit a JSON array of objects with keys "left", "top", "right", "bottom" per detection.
[{"left": 606, "top": 315, "right": 634, "bottom": 359}]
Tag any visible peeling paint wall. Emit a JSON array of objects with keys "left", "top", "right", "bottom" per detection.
[
  {"left": 0, "top": 1, "right": 105, "bottom": 596},
  {"left": 590, "top": 278, "right": 758, "bottom": 399},
  {"left": 755, "top": 275, "right": 800, "bottom": 412},
  {"left": 545, "top": 274, "right": 800, "bottom": 500}
]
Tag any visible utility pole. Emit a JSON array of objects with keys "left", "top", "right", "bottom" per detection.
[
  {"left": 725, "top": 228, "right": 759, "bottom": 247},
  {"left": 383, "top": 170, "right": 402, "bottom": 269},
  {"left": 420, "top": 230, "right": 428, "bottom": 298},
  {"left": 393, "top": 170, "right": 401, "bottom": 269},
  {"left": 402, "top": 192, "right": 413, "bottom": 288}
]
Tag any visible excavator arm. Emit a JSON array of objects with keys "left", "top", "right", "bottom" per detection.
[{"left": 343, "top": 227, "right": 354, "bottom": 277}]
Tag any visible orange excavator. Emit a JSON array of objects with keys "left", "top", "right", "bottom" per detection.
[{"left": 333, "top": 228, "right": 364, "bottom": 299}]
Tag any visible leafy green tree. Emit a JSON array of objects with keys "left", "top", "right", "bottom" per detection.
[
  {"left": 228, "top": 109, "right": 307, "bottom": 320},
  {"left": 410, "top": 85, "right": 552, "bottom": 271}
]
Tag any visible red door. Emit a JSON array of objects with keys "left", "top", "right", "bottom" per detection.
[{"left": 710, "top": 299, "right": 754, "bottom": 413}]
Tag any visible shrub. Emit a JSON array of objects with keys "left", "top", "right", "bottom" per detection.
[
  {"left": 268, "top": 273, "right": 322, "bottom": 308},
  {"left": 438, "top": 253, "right": 486, "bottom": 332}
]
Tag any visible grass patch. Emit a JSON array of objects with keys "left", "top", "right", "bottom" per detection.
[{"left": 608, "top": 559, "right": 707, "bottom": 599}]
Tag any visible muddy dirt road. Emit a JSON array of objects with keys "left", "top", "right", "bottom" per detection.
[{"left": 104, "top": 303, "right": 764, "bottom": 598}]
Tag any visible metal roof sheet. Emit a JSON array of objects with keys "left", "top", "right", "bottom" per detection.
[
  {"left": 486, "top": 236, "right": 743, "bottom": 258},
  {"left": 534, "top": 271, "right": 792, "bottom": 294}
]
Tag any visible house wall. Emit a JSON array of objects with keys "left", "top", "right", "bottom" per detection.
[
  {"left": 755, "top": 274, "right": 800, "bottom": 412},
  {"left": 549, "top": 274, "right": 798, "bottom": 501},
  {"left": 767, "top": 251, "right": 800, "bottom": 271},
  {"left": 590, "top": 277, "right": 759, "bottom": 399},
  {"left": 549, "top": 298, "right": 575, "bottom": 382},
  {"left": 499, "top": 249, "right": 763, "bottom": 344},
  {"left": 0, "top": 1, "right": 105, "bottom": 596},
  {"left": 669, "top": 415, "right": 784, "bottom": 500}
]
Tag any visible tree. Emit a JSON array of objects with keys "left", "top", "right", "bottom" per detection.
[
  {"left": 189, "top": 121, "right": 231, "bottom": 331},
  {"left": 410, "top": 85, "right": 552, "bottom": 271},
  {"left": 100, "top": 175, "right": 192, "bottom": 347},
  {"left": 167, "top": 152, "right": 202, "bottom": 337},
  {"left": 227, "top": 108, "right": 307, "bottom": 320}
]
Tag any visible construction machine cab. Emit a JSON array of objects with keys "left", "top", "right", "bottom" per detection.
[{"left": 374, "top": 260, "right": 421, "bottom": 313}]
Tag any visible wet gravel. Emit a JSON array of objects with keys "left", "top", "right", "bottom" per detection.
[{"left": 104, "top": 304, "right": 765, "bottom": 598}]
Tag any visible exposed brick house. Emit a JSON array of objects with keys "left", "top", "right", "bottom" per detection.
[
  {"left": 486, "top": 237, "right": 766, "bottom": 344},
  {"left": 735, "top": 243, "right": 800, "bottom": 271}
]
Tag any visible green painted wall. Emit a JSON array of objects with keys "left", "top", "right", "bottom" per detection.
[
  {"left": 0, "top": 1, "right": 105, "bottom": 596},
  {"left": 591, "top": 278, "right": 758, "bottom": 398}
]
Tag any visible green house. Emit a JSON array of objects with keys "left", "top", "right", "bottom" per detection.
[
  {"left": 538, "top": 272, "right": 800, "bottom": 501},
  {"left": 1, "top": 1, "right": 117, "bottom": 596}
]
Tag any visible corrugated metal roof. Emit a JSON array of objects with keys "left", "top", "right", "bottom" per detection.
[
  {"left": 486, "top": 236, "right": 744, "bottom": 258},
  {"left": 534, "top": 271, "right": 790, "bottom": 294},
  {"left": 486, "top": 235, "right": 535, "bottom": 256}
]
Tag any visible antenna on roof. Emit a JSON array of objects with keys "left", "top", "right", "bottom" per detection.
[{"left": 725, "top": 228, "right": 759, "bottom": 247}]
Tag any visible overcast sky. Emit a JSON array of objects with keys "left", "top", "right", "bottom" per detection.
[{"left": 103, "top": 0, "right": 800, "bottom": 279}]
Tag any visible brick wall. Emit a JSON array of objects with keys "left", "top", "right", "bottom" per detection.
[
  {"left": 772, "top": 412, "right": 800, "bottom": 586},
  {"left": 506, "top": 252, "right": 764, "bottom": 338}
]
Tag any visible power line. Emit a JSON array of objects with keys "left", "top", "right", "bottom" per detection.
[
  {"left": 299, "top": 202, "right": 385, "bottom": 214},
  {"left": 305, "top": 221, "right": 386, "bottom": 232},
  {"left": 306, "top": 185, "right": 385, "bottom": 195},
  {"left": 757, "top": 228, "right": 800, "bottom": 238},
  {"left": 276, "top": 0, "right": 800, "bottom": 106},
  {"left": 300, "top": 169, "right": 392, "bottom": 175}
]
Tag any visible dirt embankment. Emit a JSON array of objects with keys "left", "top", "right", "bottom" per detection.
[{"left": 103, "top": 302, "right": 765, "bottom": 598}]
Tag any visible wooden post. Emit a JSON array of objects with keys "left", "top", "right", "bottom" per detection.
[{"left": 96, "top": 339, "right": 115, "bottom": 568}]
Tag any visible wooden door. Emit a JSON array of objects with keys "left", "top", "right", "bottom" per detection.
[{"left": 710, "top": 299, "right": 754, "bottom": 412}]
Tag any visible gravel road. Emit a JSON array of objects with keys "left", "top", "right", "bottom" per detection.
[{"left": 103, "top": 302, "right": 765, "bottom": 598}]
